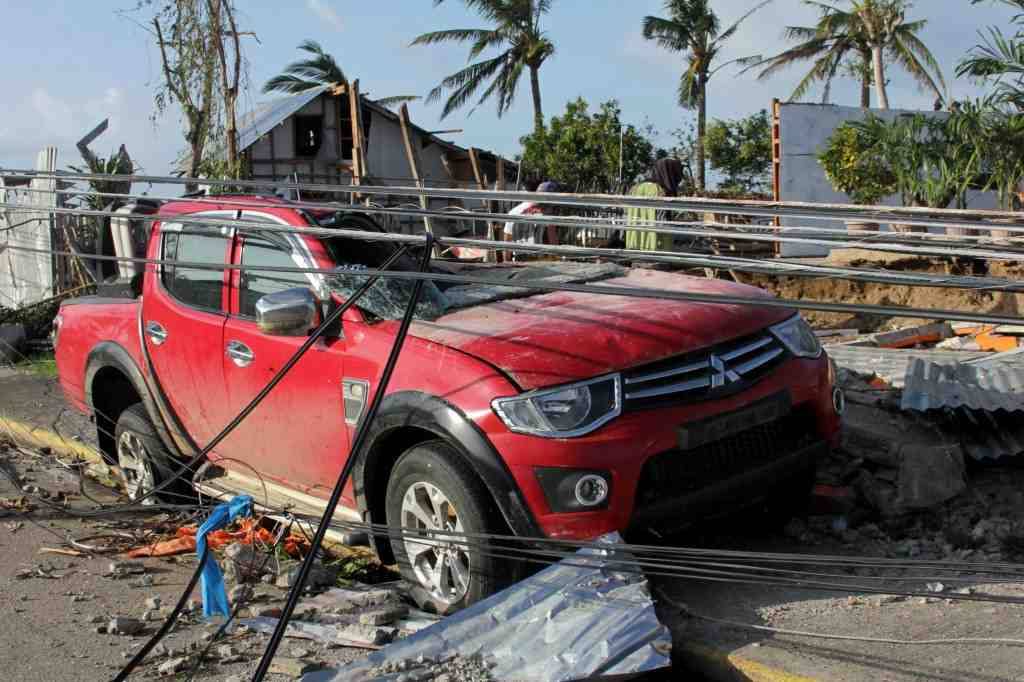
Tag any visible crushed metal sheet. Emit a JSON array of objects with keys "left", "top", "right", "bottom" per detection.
[
  {"left": 901, "top": 357, "right": 1024, "bottom": 413},
  {"left": 306, "top": 533, "right": 672, "bottom": 682}
]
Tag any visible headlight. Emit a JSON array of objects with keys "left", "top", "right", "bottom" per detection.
[
  {"left": 492, "top": 374, "right": 621, "bottom": 437},
  {"left": 770, "top": 315, "right": 822, "bottom": 358}
]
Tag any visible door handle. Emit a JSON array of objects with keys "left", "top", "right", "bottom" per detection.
[
  {"left": 145, "top": 321, "right": 168, "bottom": 346},
  {"left": 226, "top": 340, "right": 254, "bottom": 368}
]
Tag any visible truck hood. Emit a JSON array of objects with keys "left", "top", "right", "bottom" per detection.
[{"left": 411, "top": 269, "right": 793, "bottom": 390}]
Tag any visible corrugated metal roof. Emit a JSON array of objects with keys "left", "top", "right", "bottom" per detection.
[
  {"left": 826, "top": 346, "right": 988, "bottom": 387},
  {"left": 900, "top": 357, "right": 1024, "bottom": 412},
  {"left": 237, "top": 85, "right": 329, "bottom": 151},
  {"left": 950, "top": 407, "right": 1024, "bottom": 461}
]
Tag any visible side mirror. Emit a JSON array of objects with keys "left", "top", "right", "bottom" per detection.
[{"left": 255, "top": 288, "right": 319, "bottom": 337}]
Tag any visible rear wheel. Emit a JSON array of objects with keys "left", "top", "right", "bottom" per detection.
[
  {"left": 114, "top": 403, "right": 191, "bottom": 504},
  {"left": 385, "top": 441, "right": 515, "bottom": 614}
]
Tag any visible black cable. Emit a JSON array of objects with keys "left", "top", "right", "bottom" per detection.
[
  {"left": 112, "top": 542, "right": 209, "bottom": 682},
  {"left": 251, "top": 234, "right": 434, "bottom": 681}
]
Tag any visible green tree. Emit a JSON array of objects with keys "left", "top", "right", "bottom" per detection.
[
  {"left": 519, "top": 98, "right": 656, "bottom": 193},
  {"left": 642, "top": 0, "right": 770, "bottom": 192},
  {"left": 704, "top": 110, "right": 772, "bottom": 195},
  {"left": 749, "top": 1, "right": 945, "bottom": 109},
  {"left": 412, "top": 0, "right": 555, "bottom": 134},
  {"left": 818, "top": 122, "right": 896, "bottom": 203},
  {"left": 262, "top": 40, "right": 418, "bottom": 108},
  {"left": 853, "top": 113, "right": 981, "bottom": 209}
]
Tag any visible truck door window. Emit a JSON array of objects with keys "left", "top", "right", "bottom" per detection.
[
  {"left": 238, "top": 236, "right": 311, "bottom": 317},
  {"left": 162, "top": 227, "right": 229, "bottom": 311}
]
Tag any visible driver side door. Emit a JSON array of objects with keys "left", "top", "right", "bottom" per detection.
[{"left": 218, "top": 221, "right": 351, "bottom": 497}]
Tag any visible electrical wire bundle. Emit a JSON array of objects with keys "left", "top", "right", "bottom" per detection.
[{"left": 2, "top": 169, "right": 1024, "bottom": 678}]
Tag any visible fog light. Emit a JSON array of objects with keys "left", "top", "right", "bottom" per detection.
[
  {"left": 574, "top": 474, "right": 609, "bottom": 507},
  {"left": 832, "top": 387, "right": 846, "bottom": 415}
]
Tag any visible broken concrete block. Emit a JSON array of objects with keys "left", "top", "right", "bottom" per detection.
[
  {"left": 223, "top": 542, "right": 263, "bottom": 583},
  {"left": 157, "top": 657, "right": 189, "bottom": 676},
  {"left": 275, "top": 564, "right": 338, "bottom": 590},
  {"left": 107, "top": 560, "right": 146, "bottom": 577},
  {"left": 338, "top": 622, "right": 394, "bottom": 646},
  {"left": 229, "top": 583, "right": 254, "bottom": 605},
  {"left": 144, "top": 596, "right": 162, "bottom": 610},
  {"left": 269, "top": 657, "right": 320, "bottom": 678},
  {"left": 359, "top": 604, "right": 409, "bottom": 626},
  {"left": 899, "top": 443, "right": 965, "bottom": 510},
  {"left": 107, "top": 617, "right": 144, "bottom": 635}
]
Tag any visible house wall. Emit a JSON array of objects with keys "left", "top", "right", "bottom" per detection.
[
  {"left": 249, "top": 94, "right": 346, "bottom": 184},
  {"left": 777, "top": 102, "right": 999, "bottom": 257}
]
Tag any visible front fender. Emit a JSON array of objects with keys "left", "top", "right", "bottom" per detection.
[{"left": 354, "top": 391, "right": 542, "bottom": 548}]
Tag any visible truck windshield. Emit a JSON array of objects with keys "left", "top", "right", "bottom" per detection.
[{"left": 328, "top": 265, "right": 450, "bottom": 322}]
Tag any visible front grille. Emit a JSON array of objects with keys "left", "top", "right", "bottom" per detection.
[
  {"left": 634, "top": 409, "right": 817, "bottom": 509},
  {"left": 622, "top": 330, "right": 787, "bottom": 410}
]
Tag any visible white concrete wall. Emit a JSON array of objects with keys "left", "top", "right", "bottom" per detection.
[{"left": 777, "top": 103, "right": 999, "bottom": 257}]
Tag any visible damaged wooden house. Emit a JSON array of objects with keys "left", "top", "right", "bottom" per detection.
[{"left": 237, "top": 81, "right": 517, "bottom": 242}]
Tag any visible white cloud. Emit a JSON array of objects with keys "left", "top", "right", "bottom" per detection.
[{"left": 306, "top": 0, "right": 343, "bottom": 32}]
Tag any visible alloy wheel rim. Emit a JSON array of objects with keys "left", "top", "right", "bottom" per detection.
[
  {"left": 400, "top": 481, "right": 471, "bottom": 605},
  {"left": 117, "top": 431, "right": 156, "bottom": 505}
]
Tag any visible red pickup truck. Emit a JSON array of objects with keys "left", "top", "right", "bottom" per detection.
[{"left": 55, "top": 196, "right": 842, "bottom": 612}]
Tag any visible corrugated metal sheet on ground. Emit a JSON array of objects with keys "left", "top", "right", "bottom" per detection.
[
  {"left": 826, "top": 346, "right": 988, "bottom": 387},
  {"left": 901, "top": 357, "right": 1024, "bottom": 412},
  {"left": 237, "top": 85, "right": 329, "bottom": 151},
  {"left": 950, "top": 407, "right": 1024, "bottom": 461}
]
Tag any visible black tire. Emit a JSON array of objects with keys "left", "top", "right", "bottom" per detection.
[
  {"left": 113, "top": 403, "right": 193, "bottom": 504},
  {"left": 385, "top": 440, "right": 516, "bottom": 614}
]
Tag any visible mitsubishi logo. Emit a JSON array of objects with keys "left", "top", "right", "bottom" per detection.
[{"left": 709, "top": 354, "right": 742, "bottom": 388}]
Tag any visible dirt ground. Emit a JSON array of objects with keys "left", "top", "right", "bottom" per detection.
[
  {"left": 0, "top": 442, "right": 376, "bottom": 681},
  {"left": 737, "top": 250, "right": 1024, "bottom": 332}
]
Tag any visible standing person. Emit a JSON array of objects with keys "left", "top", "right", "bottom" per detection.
[
  {"left": 503, "top": 180, "right": 557, "bottom": 260},
  {"left": 625, "top": 158, "right": 684, "bottom": 252}
]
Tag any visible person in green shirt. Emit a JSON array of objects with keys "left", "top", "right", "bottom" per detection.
[{"left": 625, "top": 158, "right": 684, "bottom": 252}]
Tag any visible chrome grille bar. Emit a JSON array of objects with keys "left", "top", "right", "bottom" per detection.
[
  {"left": 625, "top": 376, "right": 711, "bottom": 401},
  {"left": 624, "top": 359, "right": 709, "bottom": 386},
  {"left": 732, "top": 347, "right": 785, "bottom": 375}
]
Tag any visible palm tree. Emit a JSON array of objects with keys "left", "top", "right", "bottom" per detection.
[
  {"left": 262, "top": 40, "right": 418, "bottom": 108},
  {"left": 750, "top": 1, "right": 944, "bottom": 110},
  {"left": 642, "top": 0, "right": 771, "bottom": 192},
  {"left": 957, "top": 0, "right": 1024, "bottom": 109},
  {"left": 411, "top": 0, "right": 555, "bottom": 134}
]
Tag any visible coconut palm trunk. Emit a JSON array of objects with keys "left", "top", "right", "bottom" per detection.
[
  {"left": 696, "top": 80, "right": 707, "bottom": 192},
  {"left": 530, "top": 64, "right": 544, "bottom": 134},
  {"left": 871, "top": 43, "right": 890, "bottom": 109}
]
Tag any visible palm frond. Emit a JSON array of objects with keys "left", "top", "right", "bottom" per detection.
[
  {"left": 425, "top": 52, "right": 509, "bottom": 119},
  {"left": 677, "top": 61, "right": 702, "bottom": 109},
  {"left": 262, "top": 74, "right": 322, "bottom": 94},
  {"left": 410, "top": 28, "right": 498, "bottom": 47},
  {"left": 716, "top": 0, "right": 773, "bottom": 44},
  {"left": 642, "top": 15, "right": 692, "bottom": 52},
  {"left": 374, "top": 95, "right": 422, "bottom": 108},
  {"left": 890, "top": 30, "right": 946, "bottom": 99}
]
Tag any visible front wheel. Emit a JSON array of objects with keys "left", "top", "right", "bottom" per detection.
[{"left": 385, "top": 441, "right": 515, "bottom": 614}]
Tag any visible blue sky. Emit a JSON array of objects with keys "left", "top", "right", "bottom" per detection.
[{"left": 0, "top": 0, "right": 1013, "bottom": 184}]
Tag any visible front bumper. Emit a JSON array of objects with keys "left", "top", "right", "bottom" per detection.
[
  {"left": 488, "top": 355, "right": 840, "bottom": 540},
  {"left": 629, "top": 440, "right": 825, "bottom": 535}
]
